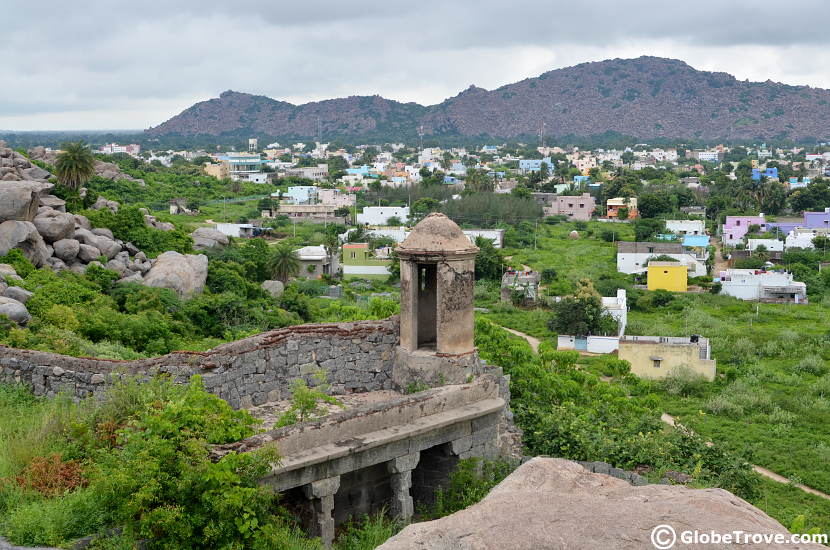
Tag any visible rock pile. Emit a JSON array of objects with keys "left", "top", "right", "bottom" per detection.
[
  {"left": 378, "top": 458, "right": 808, "bottom": 550},
  {"left": 0, "top": 143, "right": 211, "bottom": 322},
  {"left": 28, "top": 145, "right": 145, "bottom": 186},
  {"left": 191, "top": 227, "right": 229, "bottom": 250}
]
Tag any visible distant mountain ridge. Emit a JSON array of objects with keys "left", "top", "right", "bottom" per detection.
[{"left": 146, "top": 57, "right": 830, "bottom": 141}]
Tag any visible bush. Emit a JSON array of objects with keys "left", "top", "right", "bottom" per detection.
[
  {"left": 0, "top": 249, "right": 35, "bottom": 279},
  {"left": 793, "top": 356, "right": 828, "bottom": 376},
  {"left": 422, "top": 458, "right": 514, "bottom": 520},
  {"left": 660, "top": 367, "right": 710, "bottom": 397}
]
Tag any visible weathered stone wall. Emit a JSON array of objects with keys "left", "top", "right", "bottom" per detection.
[{"left": 0, "top": 318, "right": 399, "bottom": 408}]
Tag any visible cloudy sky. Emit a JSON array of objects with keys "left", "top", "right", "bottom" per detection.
[{"left": 3, "top": 0, "right": 830, "bottom": 131}]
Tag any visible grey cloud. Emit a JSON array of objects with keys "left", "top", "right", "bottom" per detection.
[{"left": 4, "top": 0, "right": 830, "bottom": 129}]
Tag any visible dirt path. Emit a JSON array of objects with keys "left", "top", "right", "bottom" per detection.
[
  {"left": 659, "top": 412, "right": 830, "bottom": 500},
  {"left": 498, "top": 324, "right": 830, "bottom": 501},
  {"left": 713, "top": 239, "right": 729, "bottom": 274},
  {"left": 500, "top": 326, "right": 540, "bottom": 353}
]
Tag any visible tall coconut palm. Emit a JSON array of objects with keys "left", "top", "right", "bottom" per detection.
[
  {"left": 55, "top": 141, "right": 95, "bottom": 191},
  {"left": 268, "top": 244, "right": 301, "bottom": 283}
]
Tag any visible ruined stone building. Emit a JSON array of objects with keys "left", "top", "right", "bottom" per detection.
[{"left": 0, "top": 212, "right": 520, "bottom": 546}]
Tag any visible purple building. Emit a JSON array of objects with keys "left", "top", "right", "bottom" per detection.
[
  {"left": 802, "top": 208, "right": 830, "bottom": 229},
  {"left": 721, "top": 214, "right": 766, "bottom": 245}
]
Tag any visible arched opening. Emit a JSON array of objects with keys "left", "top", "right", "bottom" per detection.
[
  {"left": 411, "top": 443, "right": 459, "bottom": 509},
  {"left": 416, "top": 263, "right": 438, "bottom": 349}
]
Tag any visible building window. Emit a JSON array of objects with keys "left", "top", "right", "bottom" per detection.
[
  {"left": 653, "top": 359, "right": 662, "bottom": 369},
  {"left": 351, "top": 252, "right": 356, "bottom": 259},
  {"left": 648, "top": 247, "right": 654, "bottom": 253}
]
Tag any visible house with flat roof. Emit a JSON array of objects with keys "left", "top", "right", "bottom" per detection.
[
  {"left": 606, "top": 197, "right": 638, "bottom": 219},
  {"left": 665, "top": 220, "right": 705, "bottom": 236},
  {"left": 543, "top": 193, "right": 596, "bottom": 221},
  {"left": 647, "top": 261, "right": 688, "bottom": 292},
  {"left": 721, "top": 214, "right": 766, "bottom": 246},
  {"left": 619, "top": 335, "right": 716, "bottom": 381},
  {"left": 616, "top": 241, "right": 707, "bottom": 277},
  {"left": 342, "top": 243, "right": 391, "bottom": 280},
  {"left": 718, "top": 269, "right": 807, "bottom": 304},
  {"left": 356, "top": 206, "right": 410, "bottom": 226},
  {"left": 295, "top": 245, "right": 337, "bottom": 279}
]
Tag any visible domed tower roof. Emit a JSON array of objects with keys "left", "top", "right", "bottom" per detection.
[{"left": 397, "top": 213, "right": 479, "bottom": 258}]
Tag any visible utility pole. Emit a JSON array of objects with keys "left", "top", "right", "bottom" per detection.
[{"left": 534, "top": 219, "right": 539, "bottom": 250}]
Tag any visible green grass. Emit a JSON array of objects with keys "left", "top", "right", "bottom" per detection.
[
  {"left": 504, "top": 221, "right": 634, "bottom": 294},
  {"left": 626, "top": 294, "right": 830, "bottom": 494},
  {"left": 748, "top": 477, "right": 830, "bottom": 534},
  {"left": 476, "top": 305, "right": 552, "bottom": 340}
]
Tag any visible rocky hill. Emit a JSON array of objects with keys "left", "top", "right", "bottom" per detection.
[{"left": 146, "top": 56, "right": 830, "bottom": 142}]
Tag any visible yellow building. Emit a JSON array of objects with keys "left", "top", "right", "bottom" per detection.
[
  {"left": 618, "top": 335, "right": 716, "bottom": 381},
  {"left": 203, "top": 161, "right": 229, "bottom": 179},
  {"left": 647, "top": 261, "right": 687, "bottom": 292}
]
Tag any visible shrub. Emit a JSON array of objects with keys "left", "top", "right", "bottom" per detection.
[
  {"left": 660, "top": 367, "right": 710, "bottom": 397},
  {"left": 0, "top": 249, "right": 35, "bottom": 279},
  {"left": 793, "top": 356, "right": 828, "bottom": 376},
  {"left": 423, "top": 458, "right": 514, "bottom": 519},
  {"left": 16, "top": 453, "right": 86, "bottom": 496}
]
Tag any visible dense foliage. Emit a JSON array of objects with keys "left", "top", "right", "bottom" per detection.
[{"left": 474, "top": 318, "right": 759, "bottom": 500}]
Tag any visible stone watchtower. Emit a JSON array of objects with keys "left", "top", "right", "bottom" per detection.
[{"left": 393, "top": 213, "right": 481, "bottom": 386}]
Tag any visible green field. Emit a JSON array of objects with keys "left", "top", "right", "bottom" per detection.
[{"left": 480, "top": 220, "right": 830, "bottom": 528}]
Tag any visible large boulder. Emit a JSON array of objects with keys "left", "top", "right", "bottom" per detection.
[
  {"left": 142, "top": 252, "right": 207, "bottom": 299},
  {"left": 0, "top": 181, "right": 53, "bottom": 222},
  {"left": 21, "top": 165, "right": 51, "bottom": 181},
  {"left": 0, "top": 264, "right": 21, "bottom": 280},
  {"left": 39, "top": 195, "right": 66, "bottom": 212},
  {"left": 0, "top": 296, "right": 31, "bottom": 325},
  {"left": 33, "top": 209, "right": 76, "bottom": 243},
  {"left": 75, "top": 228, "right": 120, "bottom": 260},
  {"left": 73, "top": 214, "right": 91, "bottom": 230},
  {"left": 77, "top": 243, "right": 102, "bottom": 263},
  {"left": 0, "top": 221, "right": 50, "bottom": 267},
  {"left": 191, "top": 227, "right": 229, "bottom": 250},
  {"left": 52, "top": 239, "right": 80, "bottom": 262},
  {"left": 91, "top": 196, "right": 119, "bottom": 212},
  {"left": 90, "top": 235, "right": 122, "bottom": 259},
  {"left": 377, "top": 458, "right": 804, "bottom": 550},
  {"left": 260, "top": 280, "right": 284, "bottom": 298},
  {"left": 4, "top": 286, "right": 32, "bottom": 304}
]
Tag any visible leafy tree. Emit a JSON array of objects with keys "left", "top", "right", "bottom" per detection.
[
  {"left": 463, "top": 168, "right": 494, "bottom": 193},
  {"left": 547, "top": 279, "right": 618, "bottom": 337},
  {"left": 473, "top": 237, "right": 504, "bottom": 281},
  {"left": 617, "top": 207, "right": 629, "bottom": 220},
  {"left": 267, "top": 245, "right": 301, "bottom": 283},
  {"left": 55, "top": 142, "right": 95, "bottom": 191},
  {"left": 637, "top": 192, "right": 673, "bottom": 218},
  {"left": 634, "top": 218, "right": 665, "bottom": 241}
]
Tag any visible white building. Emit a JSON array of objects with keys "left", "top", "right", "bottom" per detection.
[
  {"left": 785, "top": 228, "right": 830, "bottom": 249},
  {"left": 697, "top": 151, "right": 721, "bottom": 163},
  {"left": 601, "top": 289, "right": 628, "bottom": 336},
  {"left": 616, "top": 242, "right": 708, "bottom": 278},
  {"left": 746, "top": 238, "right": 784, "bottom": 252},
  {"left": 214, "top": 223, "right": 254, "bottom": 238},
  {"left": 356, "top": 206, "right": 410, "bottom": 226},
  {"left": 460, "top": 229, "right": 505, "bottom": 249},
  {"left": 719, "top": 269, "right": 807, "bottom": 303},
  {"left": 557, "top": 289, "right": 628, "bottom": 353},
  {"left": 665, "top": 220, "right": 705, "bottom": 236},
  {"left": 317, "top": 189, "right": 356, "bottom": 208}
]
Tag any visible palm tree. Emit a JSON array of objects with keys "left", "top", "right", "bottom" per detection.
[
  {"left": 322, "top": 231, "right": 340, "bottom": 275},
  {"left": 268, "top": 244, "right": 301, "bottom": 283},
  {"left": 55, "top": 141, "right": 95, "bottom": 191}
]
